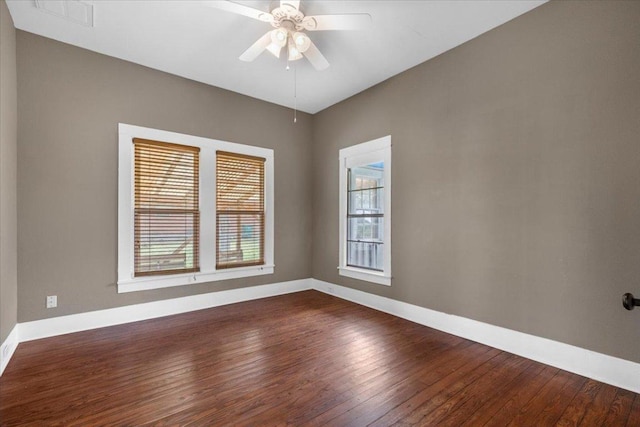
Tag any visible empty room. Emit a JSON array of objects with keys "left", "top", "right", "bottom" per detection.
[{"left": 1, "top": 0, "right": 639, "bottom": 425}]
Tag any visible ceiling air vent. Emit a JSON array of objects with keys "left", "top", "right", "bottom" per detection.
[{"left": 34, "top": 0, "right": 94, "bottom": 27}]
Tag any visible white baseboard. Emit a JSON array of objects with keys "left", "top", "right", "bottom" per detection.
[
  {"left": 19, "top": 279, "right": 311, "bottom": 342},
  {"left": 0, "top": 325, "right": 19, "bottom": 376},
  {"left": 311, "top": 279, "right": 640, "bottom": 394},
  {"left": 4, "top": 277, "right": 639, "bottom": 395}
]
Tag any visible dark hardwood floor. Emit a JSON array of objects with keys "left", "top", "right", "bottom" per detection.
[{"left": 0, "top": 290, "right": 638, "bottom": 426}]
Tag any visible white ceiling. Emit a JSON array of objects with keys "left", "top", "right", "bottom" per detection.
[{"left": 6, "top": 0, "right": 546, "bottom": 114}]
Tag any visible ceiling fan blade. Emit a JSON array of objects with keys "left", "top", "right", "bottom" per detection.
[
  {"left": 239, "top": 32, "right": 272, "bottom": 62},
  {"left": 280, "top": 0, "right": 300, "bottom": 11},
  {"left": 203, "top": 1, "right": 273, "bottom": 23},
  {"left": 303, "top": 41, "right": 329, "bottom": 71},
  {"left": 302, "top": 14, "right": 372, "bottom": 31}
]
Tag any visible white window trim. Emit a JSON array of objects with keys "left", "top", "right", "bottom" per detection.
[
  {"left": 338, "top": 135, "right": 391, "bottom": 286},
  {"left": 117, "top": 123, "right": 274, "bottom": 293}
]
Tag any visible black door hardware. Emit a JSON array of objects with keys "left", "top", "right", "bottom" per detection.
[{"left": 622, "top": 293, "right": 640, "bottom": 310}]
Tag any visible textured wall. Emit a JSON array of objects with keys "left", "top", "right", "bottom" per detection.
[
  {"left": 311, "top": 1, "right": 640, "bottom": 363},
  {"left": 17, "top": 32, "right": 312, "bottom": 322},
  {"left": 0, "top": 0, "right": 18, "bottom": 343}
]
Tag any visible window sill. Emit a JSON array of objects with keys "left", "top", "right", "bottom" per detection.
[
  {"left": 338, "top": 266, "right": 391, "bottom": 286},
  {"left": 118, "top": 264, "right": 275, "bottom": 293}
]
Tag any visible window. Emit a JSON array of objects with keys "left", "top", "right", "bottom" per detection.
[
  {"left": 134, "top": 139, "right": 200, "bottom": 276},
  {"left": 339, "top": 136, "right": 391, "bottom": 286},
  {"left": 118, "top": 124, "right": 274, "bottom": 293},
  {"left": 347, "top": 163, "right": 384, "bottom": 271},
  {"left": 216, "top": 151, "right": 265, "bottom": 269}
]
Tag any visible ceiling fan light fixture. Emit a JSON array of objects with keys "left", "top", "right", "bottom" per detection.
[
  {"left": 271, "top": 28, "right": 288, "bottom": 47},
  {"left": 266, "top": 42, "right": 283, "bottom": 58},
  {"left": 265, "top": 28, "right": 288, "bottom": 58},
  {"left": 287, "top": 38, "right": 303, "bottom": 61},
  {"left": 292, "top": 32, "right": 311, "bottom": 53}
]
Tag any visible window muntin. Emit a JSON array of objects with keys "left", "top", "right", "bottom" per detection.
[
  {"left": 134, "top": 139, "right": 200, "bottom": 276},
  {"left": 216, "top": 151, "right": 265, "bottom": 269}
]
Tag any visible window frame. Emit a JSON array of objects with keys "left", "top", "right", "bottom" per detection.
[
  {"left": 338, "top": 135, "right": 392, "bottom": 286},
  {"left": 118, "top": 123, "right": 274, "bottom": 293}
]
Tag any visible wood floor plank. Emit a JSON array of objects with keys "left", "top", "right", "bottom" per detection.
[
  {"left": 626, "top": 393, "right": 640, "bottom": 427},
  {"left": 555, "top": 379, "right": 603, "bottom": 426},
  {"left": 0, "top": 290, "right": 637, "bottom": 426},
  {"left": 578, "top": 380, "right": 619, "bottom": 426},
  {"left": 600, "top": 388, "right": 635, "bottom": 426},
  {"left": 371, "top": 350, "right": 512, "bottom": 426},
  {"left": 342, "top": 344, "right": 501, "bottom": 427},
  {"left": 531, "top": 373, "right": 587, "bottom": 426},
  {"left": 437, "top": 358, "right": 541, "bottom": 427},
  {"left": 312, "top": 343, "right": 497, "bottom": 425},
  {"left": 506, "top": 369, "right": 586, "bottom": 426},
  {"left": 281, "top": 338, "right": 471, "bottom": 426},
  {"left": 413, "top": 353, "right": 529, "bottom": 425},
  {"left": 459, "top": 361, "right": 549, "bottom": 426}
]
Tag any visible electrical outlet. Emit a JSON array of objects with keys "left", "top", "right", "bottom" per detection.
[{"left": 46, "top": 295, "right": 57, "bottom": 308}]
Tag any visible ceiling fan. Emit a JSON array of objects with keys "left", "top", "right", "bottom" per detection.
[{"left": 205, "top": 0, "right": 372, "bottom": 70}]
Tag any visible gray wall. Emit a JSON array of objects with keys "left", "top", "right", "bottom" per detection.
[
  {"left": 0, "top": 0, "right": 18, "bottom": 343},
  {"left": 17, "top": 32, "right": 312, "bottom": 322},
  {"left": 312, "top": 0, "right": 640, "bottom": 363}
]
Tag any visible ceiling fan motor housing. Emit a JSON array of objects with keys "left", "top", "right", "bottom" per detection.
[{"left": 270, "top": 6, "right": 306, "bottom": 30}]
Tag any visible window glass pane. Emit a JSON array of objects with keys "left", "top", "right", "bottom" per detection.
[
  {"left": 217, "top": 213, "right": 264, "bottom": 266},
  {"left": 350, "top": 162, "right": 384, "bottom": 189},
  {"left": 347, "top": 241, "right": 384, "bottom": 271},
  {"left": 135, "top": 212, "right": 198, "bottom": 273},
  {"left": 348, "top": 217, "right": 384, "bottom": 242},
  {"left": 348, "top": 187, "right": 383, "bottom": 215}
]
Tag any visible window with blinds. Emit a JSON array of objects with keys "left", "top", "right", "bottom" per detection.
[
  {"left": 216, "top": 151, "right": 265, "bottom": 269},
  {"left": 134, "top": 138, "right": 200, "bottom": 276}
]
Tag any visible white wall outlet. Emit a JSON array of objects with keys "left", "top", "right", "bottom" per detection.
[{"left": 46, "top": 295, "right": 57, "bottom": 308}]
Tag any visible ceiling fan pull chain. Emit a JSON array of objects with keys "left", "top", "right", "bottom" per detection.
[{"left": 294, "top": 63, "right": 298, "bottom": 123}]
